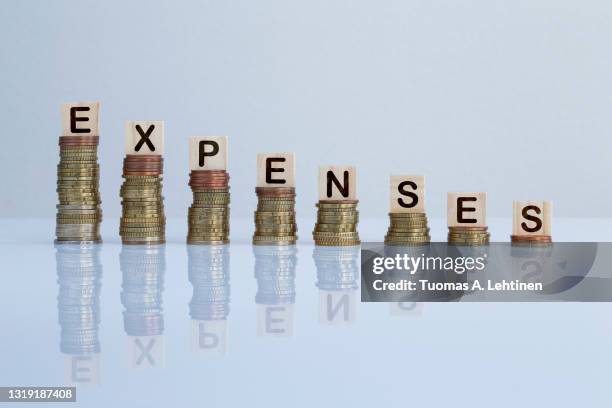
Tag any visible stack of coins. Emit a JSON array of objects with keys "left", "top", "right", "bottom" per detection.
[
  {"left": 448, "top": 226, "right": 490, "bottom": 246},
  {"left": 313, "top": 200, "right": 360, "bottom": 246},
  {"left": 510, "top": 235, "right": 552, "bottom": 246},
  {"left": 56, "top": 136, "right": 102, "bottom": 243},
  {"left": 56, "top": 244, "right": 102, "bottom": 355},
  {"left": 187, "top": 171, "right": 230, "bottom": 244},
  {"left": 384, "top": 213, "right": 431, "bottom": 245},
  {"left": 188, "top": 245, "right": 230, "bottom": 321},
  {"left": 254, "top": 245, "right": 297, "bottom": 305},
  {"left": 253, "top": 187, "right": 297, "bottom": 245},
  {"left": 120, "top": 155, "right": 165, "bottom": 245},
  {"left": 120, "top": 246, "right": 165, "bottom": 337},
  {"left": 314, "top": 245, "right": 360, "bottom": 291}
]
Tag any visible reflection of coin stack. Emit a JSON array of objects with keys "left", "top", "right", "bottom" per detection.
[
  {"left": 253, "top": 187, "right": 297, "bottom": 245},
  {"left": 314, "top": 246, "right": 360, "bottom": 291},
  {"left": 448, "top": 226, "right": 490, "bottom": 246},
  {"left": 120, "top": 246, "right": 165, "bottom": 337},
  {"left": 254, "top": 245, "right": 297, "bottom": 305},
  {"left": 188, "top": 245, "right": 230, "bottom": 321},
  {"left": 313, "top": 201, "right": 360, "bottom": 246},
  {"left": 56, "top": 244, "right": 102, "bottom": 356},
  {"left": 187, "top": 171, "right": 230, "bottom": 244},
  {"left": 385, "top": 213, "right": 431, "bottom": 245},
  {"left": 120, "top": 155, "right": 165, "bottom": 245},
  {"left": 56, "top": 136, "right": 102, "bottom": 243}
]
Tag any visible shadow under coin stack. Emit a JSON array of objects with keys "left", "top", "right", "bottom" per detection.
[
  {"left": 188, "top": 171, "right": 230, "bottom": 244},
  {"left": 385, "top": 213, "right": 431, "bottom": 245},
  {"left": 254, "top": 245, "right": 297, "bottom": 306},
  {"left": 56, "top": 136, "right": 102, "bottom": 243},
  {"left": 120, "top": 155, "right": 165, "bottom": 245},
  {"left": 448, "top": 226, "right": 490, "bottom": 246},
  {"left": 313, "top": 201, "right": 360, "bottom": 246},
  {"left": 56, "top": 244, "right": 102, "bottom": 356},
  {"left": 188, "top": 245, "right": 230, "bottom": 321},
  {"left": 120, "top": 246, "right": 165, "bottom": 338},
  {"left": 253, "top": 187, "right": 297, "bottom": 245}
]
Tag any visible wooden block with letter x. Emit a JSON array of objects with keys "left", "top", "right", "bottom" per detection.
[{"left": 125, "top": 121, "right": 164, "bottom": 155}]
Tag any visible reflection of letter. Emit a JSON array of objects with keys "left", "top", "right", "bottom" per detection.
[
  {"left": 457, "top": 197, "right": 477, "bottom": 223},
  {"left": 70, "top": 107, "right": 90, "bottom": 134},
  {"left": 397, "top": 181, "right": 418, "bottom": 208},
  {"left": 266, "top": 158, "right": 286, "bottom": 184},
  {"left": 326, "top": 293, "right": 349, "bottom": 322},
  {"left": 199, "top": 141, "right": 220, "bottom": 167},
  {"left": 135, "top": 337, "right": 156, "bottom": 366},
  {"left": 327, "top": 170, "right": 349, "bottom": 198},
  {"left": 397, "top": 302, "right": 417, "bottom": 311},
  {"left": 265, "top": 306, "right": 286, "bottom": 334},
  {"left": 198, "top": 322, "right": 219, "bottom": 349},
  {"left": 71, "top": 356, "right": 92, "bottom": 383},
  {"left": 521, "top": 205, "right": 543, "bottom": 233}
]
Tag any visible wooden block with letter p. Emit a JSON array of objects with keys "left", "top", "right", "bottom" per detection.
[
  {"left": 447, "top": 192, "right": 487, "bottom": 227},
  {"left": 61, "top": 101, "right": 100, "bottom": 136},
  {"left": 513, "top": 201, "right": 552, "bottom": 237},
  {"left": 125, "top": 121, "right": 164, "bottom": 155},
  {"left": 256, "top": 153, "right": 295, "bottom": 187},
  {"left": 390, "top": 175, "right": 425, "bottom": 213},
  {"left": 189, "top": 136, "right": 227, "bottom": 171},
  {"left": 318, "top": 166, "right": 357, "bottom": 201}
]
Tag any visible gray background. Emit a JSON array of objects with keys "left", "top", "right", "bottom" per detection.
[{"left": 1, "top": 0, "right": 610, "bottom": 219}]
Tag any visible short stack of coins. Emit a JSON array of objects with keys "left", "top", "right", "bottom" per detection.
[
  {"left": 120, "top": 155, "right": 166, "bottom": 244},
  {"left": 313, "top": 200, "right": 360, "bottom": 246},
  {"left": 56, "top": 244, "right": 102, "bottom": 355},
  {"left": 56, "top": 136, "right": 102, "bottom": 243},
  {"left": 385, "top": 213, "right": 431, "bottom": 245},
  {"left": 448, "top": 226, "right": 490, "bottom": 246},
  {"left": 253, "top": 187, "right": 297, "bottom": 245},
  {"left": 187, "top": 171, "right": 230, "bottom": 244},
  {"left": 511, "top": 235, "right": 552, "bottom": 246}
]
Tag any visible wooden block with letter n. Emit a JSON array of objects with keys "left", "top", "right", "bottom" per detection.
[
  {"left": 61, "top": 102, "right": 100, "bottom": 136},
  {"left": 512, "top": 201, "right": 552, "bottom": 244},
  {"left": 390, "top": 175, "right": 425, "bottom": 213},
  {"left": 125, "top": 121, "right": 164, "bottom": 155},
  {"left": 318, "top": 166, "right": 357, "bottom": 201}
]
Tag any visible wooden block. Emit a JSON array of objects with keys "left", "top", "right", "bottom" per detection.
[
  {"left": 189, "top": 136, "right": 227, "bottom": 171},
  {"left": 318, "top": 166, "right": 357, "bottom": 200},
  {"left": 61, "top": 102, "right": 100, "bottom": 136},
  {"left": 447, "top": 192, "right": 487, "bottom": 227},
  {"left": 390, "top": 175, "right": 425, "bottom": 213},
  {"left": 512, "top": 201, "right": 552, "bottom": 236},
  {"left": 256, "top": 153, "right": 295, "bottom": 187},
  {"left": 125, "top": 121, "right": 164, "bottom": 155}
]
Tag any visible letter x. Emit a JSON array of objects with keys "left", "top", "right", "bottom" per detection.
[
  {"left": 135, "top": 337, "right": 156, "bottom": 366},
  {"left": 135, "top": 124, "right": 155, "bottom": 152}
]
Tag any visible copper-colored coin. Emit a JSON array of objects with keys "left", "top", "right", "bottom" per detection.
[
  {"left": 59, "top": 136, "right": 99, "bottom": 144},
  {"left": 123, "top": 171, "right": 163, "bottom": 176},
  {"left": 124, "top": 154, "right": 163, "bottom": 161},
  {"left": 511, "top": 235, "right": 552, "bottom": 242},
  {"left": 319, "top": 199, "right": 358, "bottom": 204}
]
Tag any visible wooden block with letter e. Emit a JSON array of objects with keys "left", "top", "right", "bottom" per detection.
[
  {"left": 513, "top": 201, "right": 552, "bottom": 237},
  {"left": 256, "top": 153, "right": 295, "bottom": 187},
  {"left": 189, "top": 136, "right": 227, "bottom": 171},
  {"left": 390, "top": 175, "right": 425, "bottom": 213},
  {"left": 318, "top": 166, "right": 357, "bottom": 201},
  {"left": 447, "top": 192, "right": 487, "bottom": 227},
  {"left": 61, "top": 102, "right": 100, "bottom": 136},
  {"left": 125, "top": 121, "right": 164, "bottom": 155}
]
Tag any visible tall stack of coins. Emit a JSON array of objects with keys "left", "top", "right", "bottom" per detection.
[
  {"left": 313, "top": 200, "right": 360, "bottom": 246},
  {"left": 119, "top": 155, "right": 165, "bottom": 244},
  {"left": 187, "top": 171, "right": 230, "bottom": 244},
  {"left": 448, "top": 227, "right": 490, "bottom": 246},
  {"left": 253, "top": 187, "right": 297, "bottom": 245},
  {"left": 385, "top": 213, "right": 431, "bottom": 245},
  {"left": 56, "top": 136, "right": 102, "bottom": 243}
]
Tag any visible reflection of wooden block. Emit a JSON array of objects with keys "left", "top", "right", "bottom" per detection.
[
  {"left": 191, "top": 320, "right": 227, "bottom": 356},
  {"left": 189, "top": 136, "right": 227, "bottom": 171},
  {"left": 318, "top": 166, "right": 357, "bottom": 200},
  {"left": 318, "top": 291, "right": 356, "bottom": 325},
  {"left": 447, "top": 192, "right": 486, "bottom": 227},
  {"left": 513, "top": 201, "right": 552, "bottom": 236},
  {"left": 125, "top": 121, "right": 164, "bottom": 155},
  {"left": 390, "top": 175, "right": 425, "bottom": 213},
  {"left": 61, "top": 102, "right": 100, "bottom": 136},
  {"left": 257, "top": 305, "right": 294, "bottom": 337},
  {"left": 256, "top": 153, "right": 295, "bottom": 187}
]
